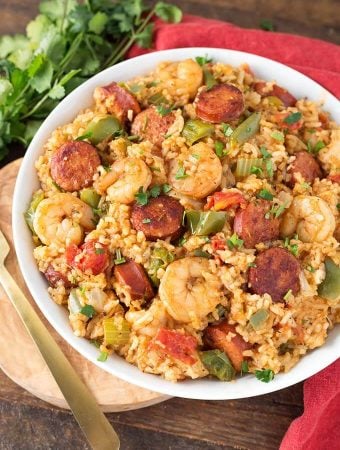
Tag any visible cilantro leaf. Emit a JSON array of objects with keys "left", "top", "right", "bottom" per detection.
[
  {"left": 135, "top": 23, "right": 154, "bottom": 48},
  {"left": 89, "top": 12, "right": 109, "bottom": 35},
  {"left": 175, "top": 165, "right": 188, "bottom": 180},
  {"left": 149, "top": 185, "right": 161, "bottom": 198},
  {"left": 255, "top": 368, "right": 275, "bottom": 382},
  {"left": 257, "top": 189, "right": 274, "bottom": 200},
  {"left": 284, "top": 112, "right": 302, "bottom": 124},
  {"left": 227, "top": 233, "right": 243, "bottom": 250},
  {"left": 259, "top": 19, "right": 275, "bottom": 31},
  {"left": 195, "top": 55, "right": 212, "bottom": 66},
  {"left": 97, "top": 351, "right": 108, "bottom": 362},
  {"left": 135, "top": 187, "right": 149, "bottom": 206},
  {"left": 80, "top": 304, "right": 96, "bottom": 318},
  {"left": 156, "top": 103, "right": 173, "bottom": 116},
  {"left": 271, "top": 131, "right": 284, "bottom": 142},
  {"left": 28, "top": 54, "right": 53, "bottom": 93},
  {"left": 155, "top": 2, "right": 183, "bottom": 23}
]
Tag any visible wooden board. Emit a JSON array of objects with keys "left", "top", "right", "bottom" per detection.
[{"left": 0, "top": 159, "right": 168, "bottom": 412}]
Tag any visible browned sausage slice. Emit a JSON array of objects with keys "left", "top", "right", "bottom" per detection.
[
  {"left": 233, "top": 200, "right": 280, "bottom": 248},
  {"left": 44, "top": 265, "right": 71, "bottom": 288},
  {"left": 131, "top": 106, "right": 176, "bottom": 148},
  {"left": 204, "top": 321, "right": 252, "bottom": 371},
  {"left": 287, "top": 151, "right": 322, "bottom": 187},
  {"left": 51, "top": 141, "right": 100, "bottom": 192},
  {"left": 114, "top": 260, "right": 154, "bottom": 301},
  {"left": 93, "top": 82, "right": 141, "bottom": 123},
  {"left": 131, "top": 196, "right": 184, "bottom": 241},
  {"left": 254, "top": 81, "right": 297, "bottom": 107},
  {"left": 248, "top": 247, "right": 300, "bottom": 302},
  {"left": 195, "top": 83, "right": 244, "bottom": 123}
]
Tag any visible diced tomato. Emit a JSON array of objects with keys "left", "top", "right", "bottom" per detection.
[
  {"left": 211, "top": 237, "right": 227, "bottom": 251},
  {"left": 328, "top": 173, "right": 340, "bottom": 184},
  {"left": 66, "top": 240, "right": 109, "bottom": 275},
  {"left": 205, "top": 190, "right": 246, "bottom": 211},
  {"left": 151, "top": 328, "right": 198, "bottom": 365},
  {"left": 254, "top": 82, "right": 296, "bottom": 107},
  {"left": 272, "top": 112, "right": 303, "bottom": 132}
]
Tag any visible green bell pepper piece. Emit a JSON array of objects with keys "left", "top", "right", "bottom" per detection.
[
  {"left": 80, "top": 188, "right": 101, "bottom": 208},
  {"left": 24, "top": 191, "right": 44, "bottom": 233},
  {"left": 185, "top": 210, "right": 226, "bottom": 236},
  {"left": 318, "top": 258, "right": 340, "bottom": 302},
  {"left": 85, "top": 115, "right": 121, "bottom": 145},
  {"left": 230, "top": 112, "right": 261, "bottom": 146}
]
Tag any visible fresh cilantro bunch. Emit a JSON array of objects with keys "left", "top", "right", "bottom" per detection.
[{"left": 0, "top": 0, "right": 182, "bottom": 160}]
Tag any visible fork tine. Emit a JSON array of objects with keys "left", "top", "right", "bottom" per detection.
[{"left": 0, "top": 230, "right": 10, "bottom": 262}]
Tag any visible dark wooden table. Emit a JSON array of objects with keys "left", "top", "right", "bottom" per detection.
[{"left": 1, "top": 1, "right": 338, "bottom": 449}]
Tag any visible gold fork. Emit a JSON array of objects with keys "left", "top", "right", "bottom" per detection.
[{"left": 0, "top": 230, "right": 120, "bottom": 450}]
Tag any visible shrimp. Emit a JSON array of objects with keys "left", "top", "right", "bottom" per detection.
[
  {"left": 33, "top": 193, "right": 95, "bottom": 246},
  {"left": 159, "top": 257, "right": 222, "bottom": 324},
  {"left": 318, "top": 137, "right": 340, "bottom": 173},
  {"left": 168, "top": 142, "right": 222, "bottom": 199},
  {"left": 125, "top": 299, "right": 170, "bottom": 337},
  {"left": 156, "top": 59, "right": 203, "bottom": 101},
  {"left": 94, "top": 157, "right": 152, "bottom": 204},
  {"left": 280, "top": 195, "right": 336, "bottom": 243}
]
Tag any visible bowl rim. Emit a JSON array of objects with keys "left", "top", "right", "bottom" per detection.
[{"left": 12, "top": 47, "right": 340, "bottom": 400}]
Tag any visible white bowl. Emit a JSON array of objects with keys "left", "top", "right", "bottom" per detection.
[{"left": 13, "top": 48, "right": 340, "bottom": 400}]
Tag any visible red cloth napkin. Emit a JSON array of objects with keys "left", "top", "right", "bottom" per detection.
[
  {"left": 129, "top": 15, "right": 340, "bottom": 98},
  {"left": 129, "top": 15, "right": 340, "bottom": 449}
]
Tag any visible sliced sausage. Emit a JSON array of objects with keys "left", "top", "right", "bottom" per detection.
[
  {"left": 233, "top": 200, "right": 281, "bottom": 248},
  {"left": 114, "top": 260, "right": 154, "bottom": 301},
  {"left": 248, "top": 247, "right": 300, "bottom": 302},
  {"left": 44, "top": 265, "right": 71, "bottom": 288},
  {"left": 93, "top": 82, "right": 141, "bottom": 123},
  {"left": 204, "top": 321, "right": 252, "bottom": 371},
  {"left": 131, "top": 195, "right": 184, "bottom": 241},
  {"left": 254, "top": 81, "right": 296, "bottom": 107},
  {"left": 195, "top": 83, "right": 244, "bottom": 123},
  {"left": 51, "top": 141, "right": 100, "bottom": 192},
  {"left": 287, "top": 151, "right": 322, "bottom": 187},
  {"left": 131, "top": 106, "right": 176, "bottom": 148}
]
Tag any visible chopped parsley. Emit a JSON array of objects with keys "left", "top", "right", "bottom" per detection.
[
  {"left": 195, "top": 55, "right": 212, "bottom": 66},
  {"left": 191, "top": 153, "right": 200, "bottom": 160},
  {"left": 163, "top": 184, "right": 172, "bottom": 194},
  {"left": 221, "top": 123, "right": 234, "bottom": 137},
  {"left": 214, "top": 141, "right": 227, "bottom": 158},
  {"left": 227, "top": 233, "right": 244, "bottom": 250},
  {"left": 128, "top": 84, "right": 142, "bottom": 93},
  {"left": 337, "top": 203, "right": 340, "bottom": 211},
  {"left": 306, "top": 264, "right": 316, "bottom": 273},
  {"left": 283, "top": 112, "right": 302, "bottom": 124},
  {"left": 156, "top": 103, "right": 173, "bottom": 116},
  {"left": 265, "top": 201, "right": 288, "bottom": 219},
  {"left": 301, "top": 181, "right": 311, "bottom": 189},
  {"left": 284, "top": 237, "right": 299, "bottom": 257},
  {"left": 203, "top": 68, "right": 217, "bottom": 90},
  {"left": 255, "top": 368, "right": 275, "bottom": 383},
  {"left": 142, "top": 218, "right": 152, "bottom": 224},
  {"left": 241, "top": 360, "right": 249, "bottom": 375},
  {"left": 135, "top": 187, "right": 149, "bottom": 206},
  {"left": 259, "top": 19, "right": 275, "bottom": 31},
  {"left": 175, "top": 165, "right": 188, "bottom": 180},
  {"left": 250, "top": 166, "right": 263, "bottom": 176},
  {"left": 178, "top": 236, "right": 187, "bottom": 246},
  {"left": 80, "top": 305, "right": 96, "bottom": 318},
  {"left": 248, "top": 262, "right": 257, "bottom": 268},
  {"left": 271, "top": 131, "right": 284, "bottom": 142},
  {"left": 307, "top": 140, "right": 325, "bottom": 154},
  {"left": 97, "top": 351, "right": 108, "bottom": 362},
  {"left": 283, "top": 289, "right": 293, "bottom": 301},
  {"left": 114, "top": 249, "right": 126, "bottom": 265},
  {"left": 257, "top": 189, "right": 274, "bottom": 200},
  {"left": 75, "top": 131, "right": 93, "bottom": 141},
  {"left": 265, "top": 159, "right": 274, "bottom": 178},
  {"left": 149, "top": 185, "right": 161, "bottom": 198},
  {"left": 95, "top": 248, "right": 105, "bottom": 255},
  {"left": 193, "top": 249, "right": 211, "bottom": 258}
]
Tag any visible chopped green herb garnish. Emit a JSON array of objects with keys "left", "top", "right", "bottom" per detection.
[
  {"left": 114, "top": 249, "right": 126, "bottom": 265},
  {"left": 259, "top": 19, "right": 275, "bottom": 31},
  {"left": 306, "top": 265, "right": 316, "bottom": 273},
  {"left": 203, "top": 68, "right": 217, "bottom": 90},
  {"left": 255, "top": 368, "right": 275, "bottom": 382},
  {"left": 149, "top": 185, "right": 161, "bottom": 198},
  {"left": 283, "top": 289, "right": 293, "bottom": 301},
  {"left": 260, "top": 146, "right": 272, "bottom": 159},
  {"left": 193, "top": 249, "right": 211, "bottom": 258},
  {"left": 284, "top": 237, "right": 299, "bottom": 257},
  {"left": 250, "top": 166, "right": 263, "bottom": 176},
  {"left": 284, "top": 112, "right": 302, "bottom": 124},
  {"left": 135, "top": 187, "right": 149, "bottom": 206},
  {"left": 301, "top": 181, "right": 311, "bottom": 189},
  {"left": 191, "top": 153, "right": 200, "bottom": 160},
  {"left": 214, "top": 141, "right": 227, "bottom": 158},
  {"left": 221, "top": 123, "right": 233, "bottom": 137},
  {"left": 178, "top": 236, "right": 187, "bottom": 246},
  {"left": 307, "top": 140, "right": 325, "bottom": 154},
  {"left": 257, "top": 189, "right": 274, "bottom": 200},
  {"left": 162, "top": 184, "right": 172, "bottom": 194},
  {"left": 156, "top": 103, "right": 173, "bottom": 116},
  {"left": 271, "top": 131, "right": 284, "bottom": 142},
  {"left": 91, "top": 340, "right": 100, "bottom": 348},
  {"left": 94, "top": 248, "right": 104, "bottom": 255},
  {"left": 248, "top": 262, "right": 257, "bottom": 268},
  {"left": 128, "top": 84, "right": 142, "bottom": 93},
  {"left": 265, "top": 201, "right": 288, "bottom": 219},
  {"left": 195, "top": 55, "right": 212, "bottom": 66},
  {"left": 175, "top": 165, "right": 188, "bottom": 180},
  {"left": 227, "top": 233, "right": 244, "bottom": 250},
  {"left": 97, "top": 351, "right": 108, "bottom": 362},
  {"left": 337, "top": 203, "right": 340, "bottom": 211},
  {"left": 265, "top": 160, "right": 274, "bottom": 178},
  {"left": 142, "top": 218, "right": 151, "bottom": 224},
  {"left": 75, "top": 131, "right": 93, "bottom": 141},
  {"left": 80, "top": 304, "right": 96, "bottom": 318}
]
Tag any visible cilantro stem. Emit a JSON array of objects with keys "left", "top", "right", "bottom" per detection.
[{"left": 60, "top": 0, "right": 69, "bottom": 33}]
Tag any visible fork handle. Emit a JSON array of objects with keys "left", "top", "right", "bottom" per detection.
[{"left": 0, "top": 265, "right": 120, "bottom": 450}]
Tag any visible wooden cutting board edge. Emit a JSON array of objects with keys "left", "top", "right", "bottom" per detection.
[{"left": 0, "top": 158, "right": 169, "bottom": 412}]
